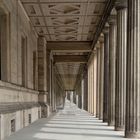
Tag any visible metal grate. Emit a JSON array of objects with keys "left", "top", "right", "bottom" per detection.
[
  {"left": 28, "top": 114, "right": 31, "bottom": 124},
  {"left": 11, "top": 119, "right": 15, "bottom": 133}
]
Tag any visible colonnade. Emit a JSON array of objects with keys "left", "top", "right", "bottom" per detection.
[{"left": 87, "top": 0, "right": 140, "bottom": 138}]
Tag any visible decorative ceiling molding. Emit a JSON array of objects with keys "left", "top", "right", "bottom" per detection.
[
  {"left": 21, "top": 0, "right": 106, "bottom": 41},
  {"left": 20, "top": 0, "right": 108, "bottom": 90}
]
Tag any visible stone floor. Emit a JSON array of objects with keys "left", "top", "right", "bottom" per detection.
[{"left": 5, "top": 100, "right": 139, "bottom": 140}]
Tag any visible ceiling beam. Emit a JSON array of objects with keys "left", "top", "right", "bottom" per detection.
[
  {"left": 47, "top": 41, "right": 92, "bottom": 52},
  {"left": 22, "top": 2, "right": 106, "bottom": 4},
  {"left": 56, "top": 74, "right": 78, "bottom": 78},
  {"left": 34, "top": 24, "right": 98, "bottom": 27},
  {"left": 90, "top": 0, "right": 115, "bottom": 52},
  {"left": 41, "top": 33, "right": 93, "bottom": 35},
  {"left": 54, "top": 55, "right": 88, "bottom": 63},
  {"left": 29, "top": 15, "right": 102, "bottom": 17}
]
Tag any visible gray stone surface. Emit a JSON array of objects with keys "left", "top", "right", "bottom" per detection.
[
  {"left": 99, "top": 41, "right": 104, "bottom": 120},
  {"left": 5, "top": 100, "right": 139, "bottom": 140},
  {"left": 103, "top": 26, "right": 109, "bottom": 123},
  {"left": 108, "top": 16, "right": 117, "bottom": 126},
  {"left": 96, "top": 45, "right": 100, "bottom": 118},
  {"left": 115, "top": 3, "right": 127, "bottom": 131},
  {"left": 125, "top": 0, "right": 140, "bottom": 138}
]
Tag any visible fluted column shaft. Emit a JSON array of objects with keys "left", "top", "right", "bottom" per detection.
[
  {"left": 115, "top": 5, "right": 127, "bottom": 131},
  {"left": 99, "top": 42, "right": 104, "bottom": 120},
  {"left": 81, "top": 78, "right": 84, "bottom": 110},
  {"left": 96, "top": 46, "right": 100, "bottom": 118},
  {"left": 93, "top": 53, "right": 97, "bottom": 115},
  {"left": 88, "top": 63, "right": 92, "bottom": 113},
  {"left": 103, "top": 28, "right": 109, "bottom": 122},
  {"left": 76, "top": 95, "right": 79, "bottom": 106},
  {"left": 108, "top": 18, "right": 117, "bottom": 126},
  {"left": 125, "top": 0, "right": 140, "bottom": 138},
  {"left": 84, "top": 68, "right": 88, "bottom": 111},
  {"left": 91, "top": 60, "right": 94, "bottom": 114}
]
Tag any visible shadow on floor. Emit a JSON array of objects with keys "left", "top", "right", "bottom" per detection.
[
  {"left": 46, "top": 122, "right": 107, "bottom": 126},
  {"left": 5, "top": 100, "right": 128, "bottom": 140},
  {"left": 37, "top": 130, "right": 123, "bottom": 138},
  {"left": 42, "top": 125, "right": 113, "bottom": 131}
]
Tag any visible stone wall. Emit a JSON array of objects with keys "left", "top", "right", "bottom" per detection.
[
  {"left": 1, "top": 0, "right": 37, "bottom": 87},
  {"left": 0, "top": 0, "right": 40, "bottom": 140},
  {"left": 0, "top": 107, "right": 41, "bottom": 140}
]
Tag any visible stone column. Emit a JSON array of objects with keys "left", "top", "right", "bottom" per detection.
[
  {"left": 96, "top": 43, "right": 100, "bottom": 118},
  {"left": 125, "top": 0, "right": 140, "bottom": 138},
  {"left": 108, "top": 16, "right": 117, "bottom": 126},
  {"left": 103, "top": 26, "right": 109, "bottom": 122},
  {"left": 37, "top": 36, "right": 47, "bottom": 117},
  {"left": 84, "top": 65, "right": 88, "bottom": 111},
  {"left": 66, "top": 91, "right": 68, "bottom": 100},
  {"left": 81, "top": 78, "right": 84, "bottom": 110},
  {"left": 50, "top": 58, "right": 53, "bottom": 111},
  {"left": 70, "top": 91, "right": 73, "bottom": 103},
  {"left": 73, "top": 91, "right": 76, "bottom": 104},
  {"left": 99, "top": 39, "right": 104, "bottom": 120},
  {"left": 91, "top": 60, "right": 94, "bottom": 114},
  {"left": 47, "top": 50, "right": 51, "bottom": 105},
  {"left": 52, "top": 61, "right": 56, "bottom": 111},
  {"left": 48, "top": 53, "right": 53, "bottom": 111},
  {"left": 88, "top": 63, "right": 91, "bottom": 113},
  {"left": 87, "top": 65, "right": 90, "bottom": 112},
  {"left": 115, "top": 0, "right": 127, "bottom": 131},
  {"left": 76, "top": 95, "right": 79, "bottom": 107},
  {"left": 51, "top": 59, "right": 57, "bottom": 112},
  {"left": 93, "top": 51, "right": 97, "bottom": 116},
  {"left": 89, "top": 64, "right": 92, "bottom": 113}
]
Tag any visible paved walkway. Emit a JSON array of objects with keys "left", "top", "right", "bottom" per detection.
[{"left": 5, "top": 100, "right": 138, "bottom": 140}]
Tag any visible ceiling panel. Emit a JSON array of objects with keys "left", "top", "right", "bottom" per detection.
[
  {"left": 20, "top": 0, "right": 107, "bottom": 90},
  {"left": 21, "top": 0, "right": 107, "bottom": 41},
  {"left": 56, "top": 63, "right": 81, "bottom": 89}
]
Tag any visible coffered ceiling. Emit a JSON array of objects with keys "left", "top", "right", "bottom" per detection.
[
  {"left": 56, "top": 63, "right": 82, "bottom": 90},
  {"left": 21, "top": 0, "right": 106, "bottom": 41},
  {"left": 20, "top": 0, "right": 108, "bottom": 90}
]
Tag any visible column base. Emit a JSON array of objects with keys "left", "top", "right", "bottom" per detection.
[
  {"left": 103, "top": 119, "right": 108, "bottom": 123},
  {"left": 96, "top": 114, "right": 99, "bottom": 118},
  {"left": 39, "top": 103, "right": 49, "bottom": 118},
  {"left": 103, "top": 115, "right": 108, "bottom": 122},
  {"left": 108, "top": 121, "right": 115, "bottom": 126},
  {"left": 125, "top": 131, "right": 140, "bottom": 138},
  {"left": 91, "top": 113, "right": 95, "bottom": 116},
  {"left": 115, "top": 126, "right": 124, "bottom": 131},
  {"left": 99, "top": 116, "right": 103, "bottom": 120}
]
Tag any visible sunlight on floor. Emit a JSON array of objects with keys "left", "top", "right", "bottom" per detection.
[{"left": 5, "top": 100, "right": 139, "bottom": 140}]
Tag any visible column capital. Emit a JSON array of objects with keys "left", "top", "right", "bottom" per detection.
[
  {"left": 103, "top": 23, "right": 109, "bottom": 36},
  {"left": 96, "top": 41, "right": 101, "bottom": 49},
  {"left": 115, "top": 0, "right": 127, "bottom": 11},
  {"left": 98, "top": 34, "right": 104, "bottom": 43},
  {"left": 93, "top": 49, "right": 97, "bottom": 54},
  {"left": 103, "top": 26, "right": 109, "bottom": 34},
  {"left": 108, "top": 15, "right": 117, "bottom": 25}
]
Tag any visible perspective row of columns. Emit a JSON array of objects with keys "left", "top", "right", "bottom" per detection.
[
  {"left": 88, "top": 0, "right": 140, "bottom": 138},
  {"left": 37, "top": 36, "right": 65, "bottom": 117},
  {"left": 74, "top": 67, "right": 88, "bottom": 110}
]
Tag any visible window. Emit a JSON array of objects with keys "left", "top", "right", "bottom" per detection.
[
  {"left": 21, "top": 36, "right": 27, "bottom": 87},
  {"left": 0, "top": 9, "right": 8, "bottom": 81},
  {"left": 33, "top": 51, "right": 37, "bottom": 90}
]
